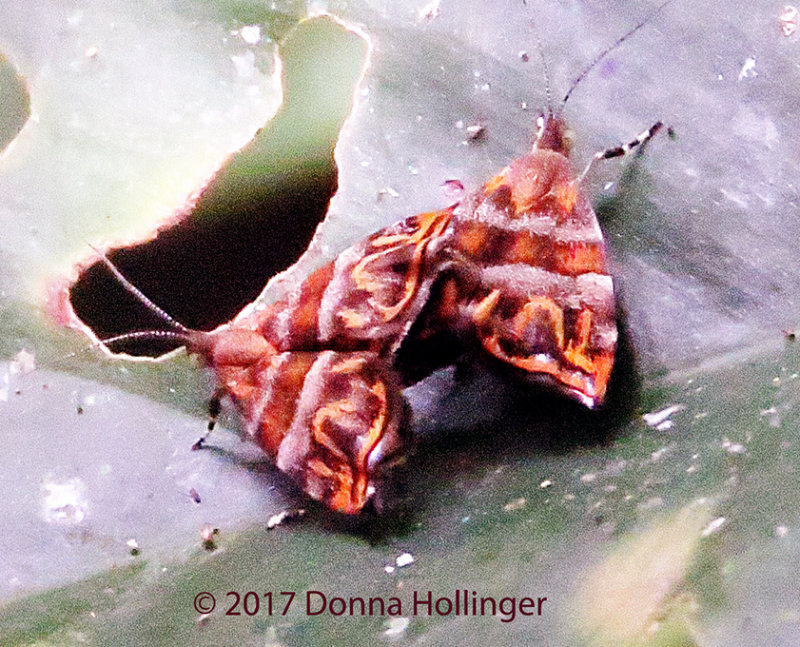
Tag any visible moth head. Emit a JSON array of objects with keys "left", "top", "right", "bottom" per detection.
[{"left": 533, "top": 111, "right": 571, "bottom": 156}]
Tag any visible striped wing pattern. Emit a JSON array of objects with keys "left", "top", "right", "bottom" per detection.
[{"left": 204, "top": 115, "right": 617, "bottom": 513}]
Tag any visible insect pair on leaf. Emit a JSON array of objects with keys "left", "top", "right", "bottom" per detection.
[{"left": 82, "top": 4, "right": 671, "bottom": 515}]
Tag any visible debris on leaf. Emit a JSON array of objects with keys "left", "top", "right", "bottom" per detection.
[
  {"left": 418, "top": 0, "right": 440, "bottom": 21},
  {"left": 266, "top": 508, "right": 306, "bottom": 530},
  {"left": 642, "top": 404, "right": 685, "bottom": 429},
  {"left": 126, "top": 538, "right": 140, "bottom": 556},
  {"left": 201, "top": 525, "right": 219, "bottom": 551},
  {"left": 738, "top": 56, "right": 757, "bottom": 81},
  {"left": 464, "top": 123, "right": 487, "bottom": 143},
  {"left": 395, "top": 552, "right": 414, "bottom": 568},
  {"left": 779, "top": 5, "right": 798, "bottom": 36}
]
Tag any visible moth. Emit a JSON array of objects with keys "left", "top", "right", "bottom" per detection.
[{"left": 83, "top": 4, "right": 670, "bottom": 514}]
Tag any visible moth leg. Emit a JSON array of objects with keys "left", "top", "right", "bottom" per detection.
[
  {"left": 191, "top": 388, "right": 224, "bottom": 450},
  {"left": 579, "top": 121, "right": 664, "bottom": 181}
]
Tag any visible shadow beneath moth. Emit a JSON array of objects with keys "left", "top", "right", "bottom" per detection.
[{"left": 86, "top": 4, "right": 672, "bottom": 516}]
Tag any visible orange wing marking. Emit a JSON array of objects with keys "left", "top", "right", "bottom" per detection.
[
  {"left": 510, "top": 296, "right": 566, "bottom": 350},
  {"left": 310, "top": 398, "right": 356, "bottom": 512},
  {"left": 308, "top": 378, "right": 389, "bottom": 513},
  {"left": 483, "top": 171, "right": 509, "bottom": 195},
  {"left": 351, "top": 210, "right": 451, "bottom": 322},
  {"left": 329, "top": 355, "right": 367, "bottom": 374},
  {"left": 563, "top": 309, "right": 595, "bottom": 373},
  {"left": 475, "top": 293, "right": 603, "bottom": 394},
  {"left": 472, "top": 289, "right": 501, "bottom": 326},
  {"left": 311, "top": 400, "right": 356, "bottom": 463}
]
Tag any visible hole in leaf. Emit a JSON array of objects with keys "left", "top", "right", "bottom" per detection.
[{"left": 68, "top": 16, "right": 369, "bottom": 357}]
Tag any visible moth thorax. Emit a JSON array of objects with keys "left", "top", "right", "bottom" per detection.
[
  {"left": 501, "top": 151, "right": 576, "bottom": 217},
  {"left": 206, "top": 327, "right": 275, "bottom": 368}
]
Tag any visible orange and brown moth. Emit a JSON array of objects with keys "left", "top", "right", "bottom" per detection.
[{"left": 83, "top": 6, "right": 670, "bottom": 515}]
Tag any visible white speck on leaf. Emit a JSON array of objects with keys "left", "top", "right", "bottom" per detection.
[
  {"left": 240, "top": 25, "right": 262, "bottom": 45},
  {"left": 738, "top": 56, "right": 757, "bottom": 81},
  {"left": 722, "top": 439, "right": 746, "bottom": 454},
  {"left": 642, "top": 404, "right": 685, "bottom": 428},
  {"left": 384, "top": 616, "right": 410, "bottom": 636},
  {"left": 702, "top": 517, "right": 726, "bottom": 537},
  {"left": 395, "top": 552, "right": 414, "bottom": 567}
]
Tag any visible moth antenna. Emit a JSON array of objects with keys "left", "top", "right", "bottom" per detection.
[
  {"left": 87, "top": 244, "right": 191, "bottom": 333},
  {"left": 96, "top": 329, "right": 199, "bottom": 351},
  {"left": 561, "top": 0, "right": 675, "bottom": 108},
  {"left": 40, "top": 329, "right": 206, "bottom": 374},
  {"left": 55, "top": 330, "right": 204, "bottom": 362},
  {"left": 536, "top": 38, "right": 553, "bottom": 112}
]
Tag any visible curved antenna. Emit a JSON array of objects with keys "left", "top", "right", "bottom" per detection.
[
  {"left": 88, "top": 244, "right": 191, "bottom": 333},
  {"left": 536, "top": 38, "right": 553, "bottom": 111},
  {"left": 56, "top": 329, "right": 203, "bottom": 365},
  {"left": 561, "top": 0, "right": 675, "bottom": 108},
  {"left": 97, "top": 329, "right": 197, "bottom": 350}
]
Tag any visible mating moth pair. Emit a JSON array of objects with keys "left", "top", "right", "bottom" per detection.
[{"left": 87, "top": 7, "right": 669, "bottom": 515}]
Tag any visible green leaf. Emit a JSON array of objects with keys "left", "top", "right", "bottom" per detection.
[{"left": 3, "top": 1, "right": 800, "bottom": 646}]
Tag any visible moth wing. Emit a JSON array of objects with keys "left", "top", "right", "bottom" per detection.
[
  {"left": 453, "top": 150, "right": 618, "bottom": 407},
  {"left": 222, "top": 349, "right": 409, "bottom": 514},
  {"left": 247, "top": 208, "right": 454, "bottom": 354}
]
